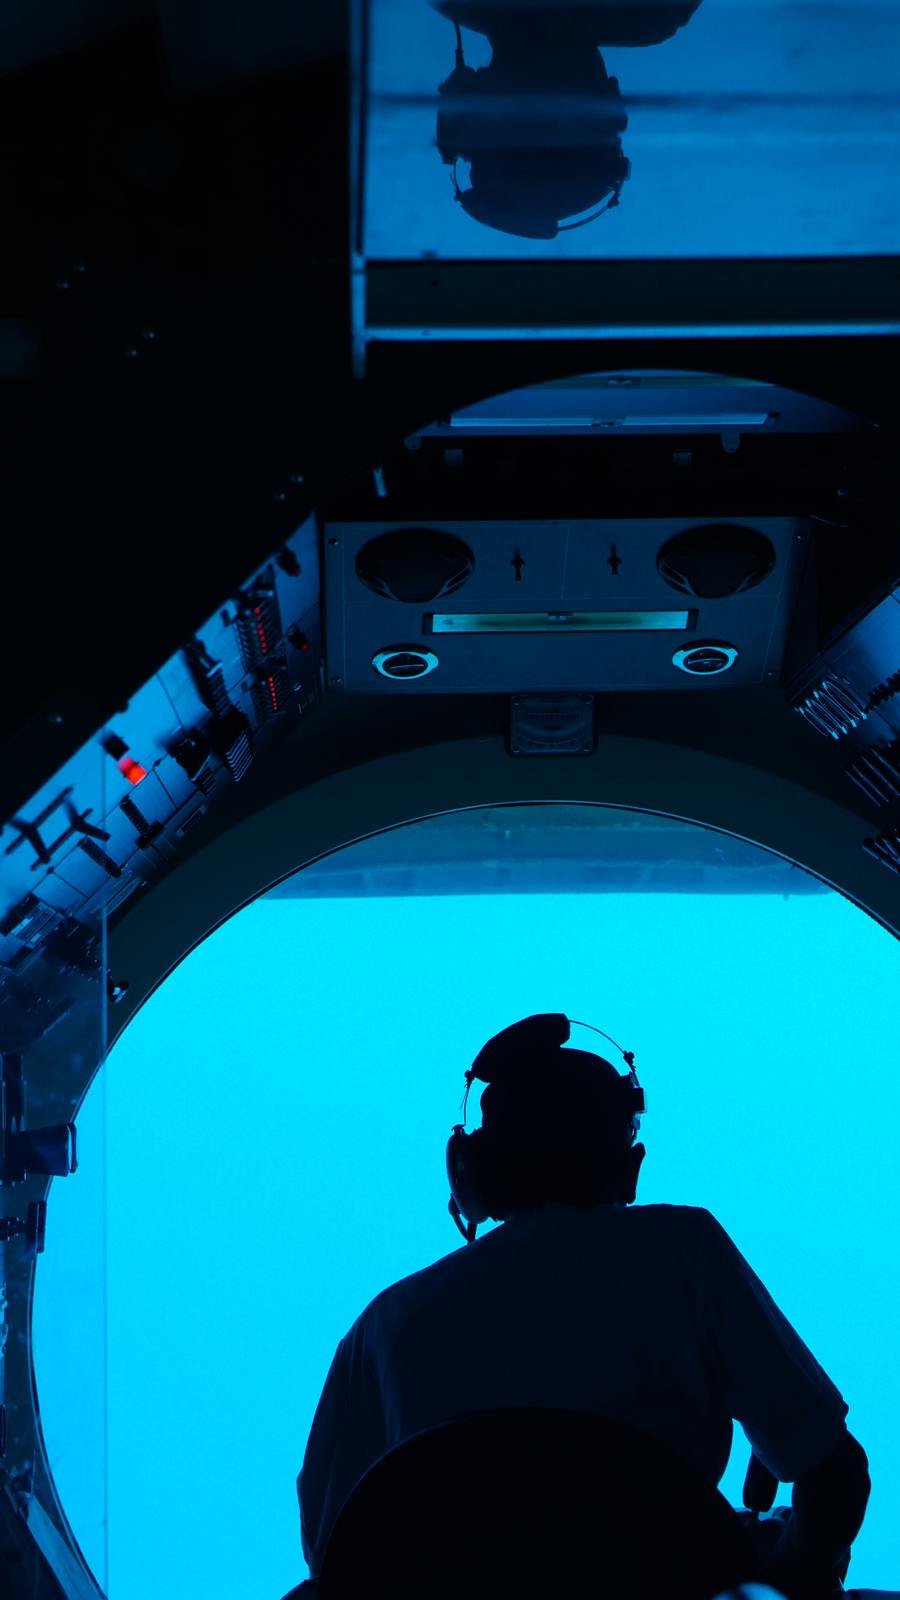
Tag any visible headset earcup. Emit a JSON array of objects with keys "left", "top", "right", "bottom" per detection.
[{"left": 446, "top": 1126, "right": 492, "bottom": 1225}]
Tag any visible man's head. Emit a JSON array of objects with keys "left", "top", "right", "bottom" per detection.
[{"left": 477, "top": 1046, "right": 646, "bottom": 1218}]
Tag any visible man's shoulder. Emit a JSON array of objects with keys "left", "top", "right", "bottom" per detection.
[
  {"left": 631, "top": 1202, "right": 727, "bottom": 1243},
  {"left": 347, "top": 1250, "right": 462, "bottom": 1337},
  {"left": 625, "top": 1202, "right": 715, "bottom": 1229},
  {"left": 347, "top": 1206, "right": 723, "bottom": 1339},
  {"left": 618, "top": 1202, "right": 730, "bottom": 1256}
]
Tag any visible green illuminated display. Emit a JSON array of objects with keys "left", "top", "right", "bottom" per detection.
[{"left": 428, "top": 610, "right": 694, "bottom": 634}]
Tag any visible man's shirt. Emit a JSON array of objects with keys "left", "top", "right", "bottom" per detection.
[{"left": 297, "top": 1202, "right": 850, "bottom": 1577}]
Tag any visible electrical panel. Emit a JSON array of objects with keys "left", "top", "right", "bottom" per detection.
[
  {"left": 0, "top": 518, "right": 322, "bottom": 1031},
  {"left": 786, "top": 580, "right": 900, "bottom": 875}
]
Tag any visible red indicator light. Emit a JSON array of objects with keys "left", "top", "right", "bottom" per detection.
[{"left": 118, "top": 757, "right": 148, "bottom": 785}]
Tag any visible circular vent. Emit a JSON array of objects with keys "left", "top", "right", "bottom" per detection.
[
  {"left": 672, "top": 642, "right": 740, "bottom": 676},
  {"left": 356, "top": 528, "right": 475, "bottom": 603},
  {"left": 372, "top": 648, "right": 439, "bottom": 681},
  {"left": 657, "top": 526, "right": 776, "bottom": 599}
]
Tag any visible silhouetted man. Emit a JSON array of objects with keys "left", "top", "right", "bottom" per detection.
[{"left": 297, "top": 1014, "right": 870, "bottom": 1597}]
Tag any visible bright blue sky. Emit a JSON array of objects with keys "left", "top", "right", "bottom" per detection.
[{"left": 32, "top": 808, "right": 900, "bottom": 1598}]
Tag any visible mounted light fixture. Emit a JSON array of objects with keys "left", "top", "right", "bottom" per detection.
[
  {"left": 356, "top": 528, "right": 475, "bottom": 603},
  {"left": 448, "top": 413, "right": 772, "bottom": 431},
  {"left": 426, "top": 610, "right": 695, "bottom": 635},
  {"left": 658, "top": 526, "right": 777, "bottom": 599},
  {"left": 672, "top": 642, "right": 740, "bottom": 676},
  {"left": 372, "top": 648, "right": 440, "bottom": 680}
]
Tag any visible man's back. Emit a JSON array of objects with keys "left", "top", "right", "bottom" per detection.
[{"left": 298, "top": 1201, "right": 851, "bottom": 1576}]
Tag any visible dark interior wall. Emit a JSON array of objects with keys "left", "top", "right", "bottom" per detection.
[
  {"left": 157, "top": 0, "right": 347, "bottom": 86},
  {"left": 0, "top": 0, "right": 153, "bottom": 79},
  {"left": 0, "top": 16, "right": 348, "bottom": 760},
  {"left": 0, "top": 0, "right": 347, "bottom": 86}
]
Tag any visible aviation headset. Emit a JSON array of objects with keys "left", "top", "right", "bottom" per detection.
[
  {"left": 446, "top": 1013, "right": 645, "bottom": 1244},
  {"left": 444, "top": 1011, "right": 786, "bottom": 1519}
]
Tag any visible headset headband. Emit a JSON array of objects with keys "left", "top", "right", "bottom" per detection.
[{"left": 447, "top": 1014, "right": 646, "bottom": 1244}]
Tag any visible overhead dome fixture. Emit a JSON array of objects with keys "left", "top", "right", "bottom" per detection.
[
  {"left": 372, "top": 647, "right": 440, "bottom": 680},
  {"left": 672, "top": 642, "right": 740, "bottom": 676},
  {"left": 657, "top": 526, "right": 777, "bottom": 599},
  {"left": 356, "top": 528, "right": 475, "bottom": 603}
]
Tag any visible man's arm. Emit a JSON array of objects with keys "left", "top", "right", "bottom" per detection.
[
  {"left": 297, "top": 1328, "right": 388, "bottom": 1579},
  {"left": 771, "top": 1431, "right": 871, "bottom": 1598},
  {"left": 692, "top": 1209, "right": 868, "bottom": 1591}
]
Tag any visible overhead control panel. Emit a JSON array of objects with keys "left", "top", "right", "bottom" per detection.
[{"left": 323, "top": 517, "right": 806, "bottom": 694}]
